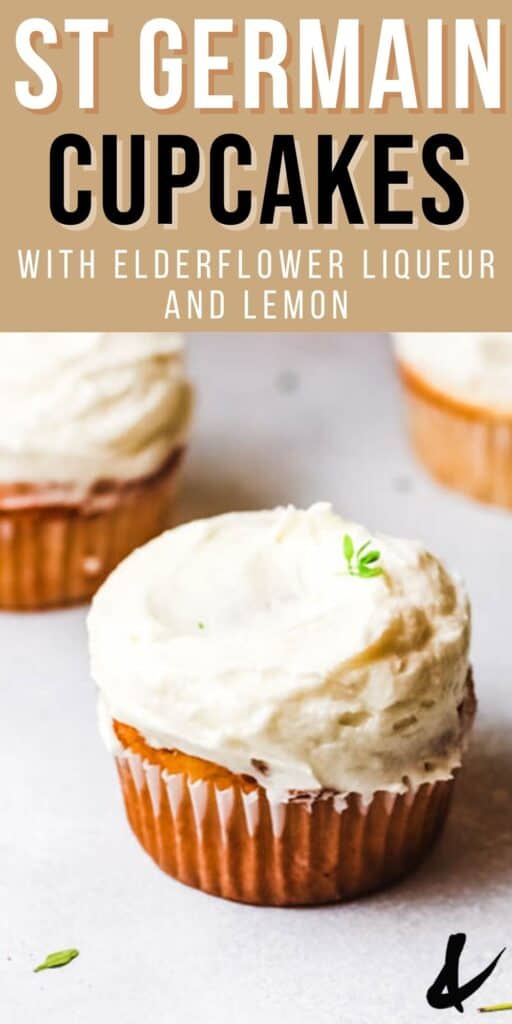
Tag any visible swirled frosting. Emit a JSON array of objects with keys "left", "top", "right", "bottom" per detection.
[
  {"left": 89, "top": 503, "right": 471, "bottom": 800},
  {"left": 394, "top": 333, "right": 512, "bottom": 413},
  {"left": 0, "top": 333, "right": 193, "bottom": 493}
]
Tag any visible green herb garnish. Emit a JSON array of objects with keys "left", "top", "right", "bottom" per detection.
[
  {"left": 343, "top": 534, "right": 383, "bottom": 579},
  {"left": 33, "top": 949, "right": 79, "bottom": 973},
  {"left": 198, "top": 621, "right": 205, "bottom": 630},
  {"left": 479, "top": 1005, "right": 512, "bottom": 1014}
]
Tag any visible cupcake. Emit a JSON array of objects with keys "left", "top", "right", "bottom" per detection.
[
  {"left": 88, "top": 503, "right": 475, "bottom": 906},
  {"left": 0, "top": 333, "right": 193, "bottom": 609},
  {"left": 394, "top": 333, "right": 512, "bottom": 508}
]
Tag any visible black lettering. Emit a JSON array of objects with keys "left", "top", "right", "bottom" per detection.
[
  {"left": 374, "top": 135, "right": 414, "bottom": 225},
  {"left": 317, "top": 134, "right": 364, "bottom": 225},
  {"left": 210, "top": 134, "right": 253, "bottom": 226},
  {"left": 260, "top": 136, "right": 307, "bottom": 225},
  {"left": 102, "top": 135, "right": 146, "bottom": 226},
  {"left": 49, "top": 133, "right": 92, "bottom": 226},
  {"left": 157, "top": 135, "right": 201, "bottom": 225},
  {"left": 422, "top": 134, "right": 466, "bottom": 226}
]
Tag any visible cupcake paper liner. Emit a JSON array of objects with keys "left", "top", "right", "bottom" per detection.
[
  {"left": 398, "top": 363, "right": 512, "bottom": 508},
  {"left": 0, "top": 447, "right": 185, "bottom": 610},
  {"left": 115, "top": 747, "right": 454, "bottom": 906}
]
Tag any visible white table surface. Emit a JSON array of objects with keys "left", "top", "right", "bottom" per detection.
[{"left": 2, "top": 334, "right": 511, "bottom": 1024}]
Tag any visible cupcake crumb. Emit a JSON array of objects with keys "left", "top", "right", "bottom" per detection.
[{"left": 83, "top": 555, "right": 102, "bottom": 577}]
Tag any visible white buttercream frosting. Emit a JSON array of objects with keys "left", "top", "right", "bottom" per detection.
[
  {"left": 394, "top": 333, "right": 512, "bottom": 413},
  {"left": 0, "top": 333, "right": 193, "bottom": 492},
  {"left": 89, "top": 504, "right": 471, "bottom": 800}
]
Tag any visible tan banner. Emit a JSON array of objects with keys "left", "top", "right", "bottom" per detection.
[{"left": 2, "top": 1, "right": 510, "bottom": 330}]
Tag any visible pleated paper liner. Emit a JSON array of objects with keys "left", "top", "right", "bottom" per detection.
[
  {"left": 397, "top": 361, "right": 512, "bottom": 508},
  {"left": 0, "top": 446, "right": 185, "bottom": 610},
  {"left": 114, "top": 743, "right": 454, "bottom": 907}
]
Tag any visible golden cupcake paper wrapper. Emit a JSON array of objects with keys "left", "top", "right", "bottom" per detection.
[
  {"left": 115, "top": 748, "right": 454, "bottom": 906},
  {"left": 0, "top": 447, "right": 185, "bottom": 610},
  {"left": 398, "top": 362, "right": 512, "bottom": 508}
]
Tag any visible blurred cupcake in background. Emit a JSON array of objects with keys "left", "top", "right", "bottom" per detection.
[
  {"left": 394, "top": 333, "right": 512, "bottom": 509},
  {"left": 89, "top": 503, "right": 474, "bottom": 906},
  {"left": 0, "top": 333, "right": 193, "bottom": 609}
]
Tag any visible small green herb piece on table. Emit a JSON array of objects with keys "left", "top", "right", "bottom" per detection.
[
  {"left": 33, "top": 949, "right": 79, "bottom": 973},
  {"left": 479, "top": 1004, "right": 512, "bottom": 1014}
]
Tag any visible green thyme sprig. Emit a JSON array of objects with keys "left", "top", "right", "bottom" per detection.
[
  {"left": 34, "top": 949, "right": 79, "bottom": 973},
  {"left": 343, "top": 534, "right": 383, "bottom": 579}
]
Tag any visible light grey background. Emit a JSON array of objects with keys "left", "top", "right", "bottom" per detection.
[{"left": 1, "top": 334, "right": 511, "bottom": 1023}]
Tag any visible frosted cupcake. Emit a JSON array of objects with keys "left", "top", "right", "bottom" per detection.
[
  {"left": 394, "top": 333, "right": 512, "bottom": 508},
  {"left": 0, "top": 333, "right": 193, "bottom": 609},
  {"left": 89, "top": 503, "right": 474, "bottom": 906}
]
